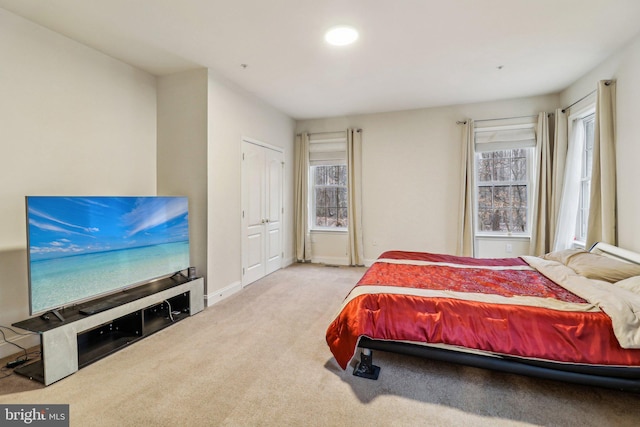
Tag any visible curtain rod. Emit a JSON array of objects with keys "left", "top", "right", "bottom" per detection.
[
  {"left": 456, "top": 79, "right": 613, "bottom": 124},
  {"left": 456, "top": 114, "right": 538, "bottom": 125},
  {"left": 297, "top": 129, "right": 362, "bottom": 136},
  {"left": 560, "top": 89, "right": 596, "bottom": 113},
  {"left": 560, "top": 80, "right": 612, "bottom": 113}
]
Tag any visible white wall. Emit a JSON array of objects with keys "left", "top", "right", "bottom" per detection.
[
  {"left": 157, "top": 69, "right": 209, "bottom": 291},
  {"left": 299, "top": 31, "right": 640, "bottom": 263},
  {"left": 0, "top": 9, "right": 157, "bottom": 358},
  {"left": 297, "top": 95, "right": 559, "bottom": 263},
  {"left": 560, "top": 33, "right": 640, "bottom": 253},
  {"left": 157, "top": 69, "right": 295, "bottom": 304},
  {"left": 207, "top": 70, "right": 295, "bottom": 298}
]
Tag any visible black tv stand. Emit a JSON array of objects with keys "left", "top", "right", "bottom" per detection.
[
  {"left": 13, "top": 275, "right": 204, "bottom": 385},
  {"left": 79, "top": 302, "right": 117, "bottom": 316}
]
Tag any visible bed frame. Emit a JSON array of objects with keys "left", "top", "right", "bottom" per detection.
[{"left": 354, "top": 242, "right": 640, "bottom": 392}]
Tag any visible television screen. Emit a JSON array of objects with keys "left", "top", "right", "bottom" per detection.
[{"left": 26, "top": 196, "right": 190, "bottom": 315}]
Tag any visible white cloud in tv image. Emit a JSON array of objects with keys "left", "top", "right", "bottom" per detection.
[{"left": 26, "top": 196, "right": 190, "bottom": 315}]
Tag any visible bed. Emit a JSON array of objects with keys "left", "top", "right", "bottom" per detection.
[{"left": 325, "top": 242, "right": 640, "bottom": 391}]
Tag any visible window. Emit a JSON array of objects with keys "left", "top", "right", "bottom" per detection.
[
  {"left": 555, "top": 105, "right": 596, "bottom": 251},
  {"left": 311, "top": 164, "right": 348, "bottom": 229},
  {"left": 308, "top": 131, "right": 348, "bottom": 231},
  {"left": 575, "top": 113, "right": 595, "bottom": 245},
  {"left": 474, "top": 124, "right": 536, "bottom": 236},
  {"left": 476, "top": 148, "right": 532, "bottom": 234}
]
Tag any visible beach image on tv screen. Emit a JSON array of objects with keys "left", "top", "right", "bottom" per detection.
[{"left": 26, "top": 196, "right": 190, "bottom": 314}]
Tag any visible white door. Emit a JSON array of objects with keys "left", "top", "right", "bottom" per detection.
[
  {"left": 243, "top": 141, "right": 266, "bottom": 285},
  {"left": 265, "top": 148, "right": 283, "bottom": 275},
  {"left": 242, "top": 140, "right": 284, "bottom": 286}
]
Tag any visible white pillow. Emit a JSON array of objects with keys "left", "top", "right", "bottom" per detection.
[
  {"left": 542, "top": 249, "right": 640, "bottom": 283},
  {"left": 615, "top": 276, "right": 640, "bottom": 294},
  {"left": 542, "top": 249, "right": 585, "bottom": 265}
]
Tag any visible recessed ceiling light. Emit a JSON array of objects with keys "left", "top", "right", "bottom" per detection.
[{"left": 324, "top": 26, "right": 359, "bottom": 46}]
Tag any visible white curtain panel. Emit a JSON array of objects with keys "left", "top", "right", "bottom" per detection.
[
  {"left": 549, "top": 108, "right": 568, "bottom": 249},
  {"left": 294, "top": 132, "right": 312, "bottom": 261},
  {"left": 530, "top": 112, "right": 552, "bottom": 256},
  {"left": 553, "top": 119, "right": 585, "bottom": 251},
  {"left": 586, "top": 80, "right": 617, "bottom": 248},
  {"left": 457, "top": 120, "right": 475, "bottom": 257},
  {"left": 347, "top": 129, "right": 364, "bottom": 266}
]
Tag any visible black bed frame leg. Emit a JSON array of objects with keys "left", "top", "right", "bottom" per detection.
[{"left": 353, "top": 348, "right": 381, "bottom": 380}]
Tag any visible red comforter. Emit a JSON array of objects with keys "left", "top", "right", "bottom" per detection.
[{"left": 326, "top": 251, "right": 640, "bottom": 370}]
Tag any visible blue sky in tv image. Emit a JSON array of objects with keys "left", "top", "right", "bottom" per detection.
[
  {"left": 27, "top": 196, "right": 189, "bottom": 261},
  {"left": 26, "top": 196, "right": 190, "bottom": 314}
]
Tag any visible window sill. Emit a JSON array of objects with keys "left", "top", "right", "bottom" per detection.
[
  {"left": 475, "top": 234, "right": 530, "bottom": 240},
  {"left": 310, "top": 228, "right": 348, "bottom": 234}
]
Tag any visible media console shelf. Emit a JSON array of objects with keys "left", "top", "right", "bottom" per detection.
[{"left": 13, "top": 275, "right": 204, "bottom": 385}]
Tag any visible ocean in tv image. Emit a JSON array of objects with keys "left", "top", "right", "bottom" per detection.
[{"left": 26, "top": 196, "right": 190, "bottom": 314}]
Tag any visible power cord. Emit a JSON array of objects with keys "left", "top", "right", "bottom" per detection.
[
  {"left": 0, "top": 325, "right": 38, "bottom": 372},
  {"left": 165, "top": 300, "right": 174, "bottom": 322}
]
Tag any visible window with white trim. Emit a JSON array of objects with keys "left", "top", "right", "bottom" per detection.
[
  {"left": 555, "top": 105, "right": 596, "bottom": 251},
  {"left": 311, "top": 164, "right": 348, "bottom": 229},
  {"left": 474, "top": 125, "right": 535, "bottom": 235},
  {"left": 308, "top": 132, "right": 348, "bottom": 231},
  {"left": 575, "top": 113, "right": 595, "bottom": 245}
]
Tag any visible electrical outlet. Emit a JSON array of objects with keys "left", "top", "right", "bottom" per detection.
[{"left": 505, "top": 243, "right": 513, "bottom": 253}]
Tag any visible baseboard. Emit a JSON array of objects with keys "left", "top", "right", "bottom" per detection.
[
  {"left": 282, "top": 257, "right": 295, "bottom": 268},
  {"left": 205, "top": 281, "right": 242, "bottom": 307},
  {"left": 0, "top": 333, "right": 40, "bottom": 360},
  {"left": 311, "top": 256, "right": 349, "bottom": 266}
]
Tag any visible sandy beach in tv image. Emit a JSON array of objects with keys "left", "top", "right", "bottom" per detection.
[{"left": 26, "top": 196, "right": 190, "bottom": 314}]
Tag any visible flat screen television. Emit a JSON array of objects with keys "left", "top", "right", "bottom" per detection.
[{"left": 26, "top": 196, "right": 190, "bottom": 316}]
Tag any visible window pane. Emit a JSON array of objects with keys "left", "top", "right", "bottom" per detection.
[
  {"left": 512, "top": 157, "right": 527, "bottom": 180},
  {"left": 337, "top": 208, "right": 348, "bottom": 227},
  {"left": 477, "top": 187, "right": 492, "bottom": 208},
  {"left": 478, "top": 208, "right": 496, "bottom": 232},
  {"left": 475, "top": 147, "right": 531, "bottom": 234},
  {"left": 493, "top": 186, "right": 509, "bottom": 207},
  {"left": 512, "top": 208, "right": 527, "bottom": 232},
  {"left": 325, "top": 187, "right": 337, "bottom": 207},
  {"left": 477, "top": 207, "right": 506, "bottom": 232},
  {"left": 338, "top": 165, "right": 347, "bottom": 186},
  {"left": 315, "top": 207, "right": 326, "bottom": 227},
  {"left": 315, "top": 167, "right": 325, "bottom": 186},
  {"left": 511, "top": 185, "right": 527, "bottom": 208},
  {"left": 584, "top": 118, "right": 594, "bottom": 180},
  {"left": 494, "top": 155, "right": 510, "bottom": 181},
  {"left": 574, "top": 114, "right": 595, "bottom": 242},
  {"left": 338, "top": 187, "right": 348, "bottom": 208},
  {"left": 326, "top": 207, "right": 337, "bottom": 226},
  {"left": 477, "top": 159, "right": 493, "bottom": 182},
  {"left": 493, "top": 209, "right": 508, "bottom": 232},
  {"left": 311, "top": 164, "right": 348, "bottom": 229},
  {"left": 316, "top": 187, "right": 326, "bottom": 207},
  {"left": 327, "top": 166, "right": 340, "bottom": 185}
]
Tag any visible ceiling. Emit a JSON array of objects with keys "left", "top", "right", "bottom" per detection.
[{"left": 2, "top": 0, "right": 640, "bottom": 120}]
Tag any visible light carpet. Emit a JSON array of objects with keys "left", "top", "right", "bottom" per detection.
[{"left": 1, "top": 263, "right": 639, "bottom": 426}]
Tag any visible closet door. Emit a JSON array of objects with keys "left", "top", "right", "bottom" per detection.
[
  {"left": 242, "top": 140, "right": 284, "bottom": 286},
  {"left": 264, "top": 147, "right": 283, "bottom": 275}
]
